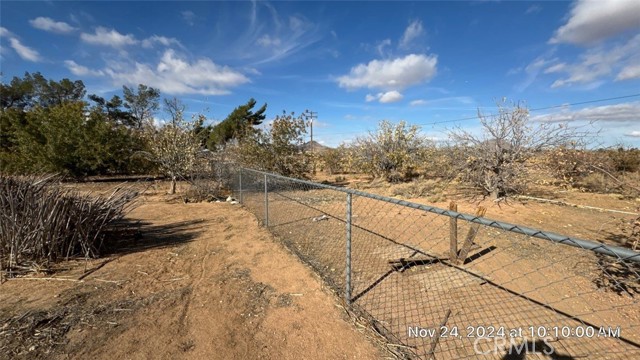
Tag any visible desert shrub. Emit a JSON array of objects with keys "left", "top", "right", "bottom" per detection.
[
  {"left": 235, "top": 111, "right": 310, "bottom": 178},
  {"left": 321, "top": 145, "right": 350, "bottom": 175},
  {"left": 577, "top": 173, "right": 617, "bottom": 193},
  {"left": 607, "top": 147, "right": 640, "bottom": 173},
  {"left": 544, "top": 146, "right": 611, "bottom": 188},
  {"left": 0, "top": 175, "right": 138, "bottom": 274},
  {"left": 545, "top": 145, "right": 640, "bottom": 195},
  {"left": 424, "top": 144, "right": 463, "bottom": 180},
  {"left": 350, "top": 120, "right": 431, "bottom": 182},
  {"left": 390, "top": 179, "right": 438, "bottom": 198}
]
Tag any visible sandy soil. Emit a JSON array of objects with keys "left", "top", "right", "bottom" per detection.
[
  {"left": 315, "top": 172, "right": 640, "bottom": 249},
  {"left": 0, "top": 193, "right": 382, "bottom": 360}
]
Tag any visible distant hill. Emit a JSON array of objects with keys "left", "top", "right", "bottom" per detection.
[{"left": 301, "top": 140, "right": 332, "bottom": 153}]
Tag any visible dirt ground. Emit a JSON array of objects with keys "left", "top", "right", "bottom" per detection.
[
  {"left": 0, "top": 190, "right": 383, "bottom": 360},
  {"left": 2, "top": 172, "right": 638, "bottom": 360},
  {"left": 315, "top": 172, "right": 640, "bottom": 249}
]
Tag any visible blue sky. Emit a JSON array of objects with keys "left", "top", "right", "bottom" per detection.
[{"left": 1, "top": 0, "right": 639, "bottom": 147}]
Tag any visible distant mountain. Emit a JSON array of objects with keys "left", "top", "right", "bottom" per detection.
[{"left": 301, "top": 140, "right": 332, "bottom": 152}]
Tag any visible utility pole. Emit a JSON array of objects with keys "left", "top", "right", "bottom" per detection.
[{"left": 304, "top": 110, "right": 317, "bottom": 174}]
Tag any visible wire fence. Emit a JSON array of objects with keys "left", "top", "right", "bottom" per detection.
[{"left": 218, "top": 164, "right": 640, "bottom": 359}]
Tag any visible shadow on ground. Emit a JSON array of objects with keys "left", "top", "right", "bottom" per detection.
[{"left": 101, "top": 218, "right": 206, "bottom": 256}]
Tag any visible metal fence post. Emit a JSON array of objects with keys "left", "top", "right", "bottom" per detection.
[
  {"left": 238, "top": 168, "right": 243, "bottom": 204},
  {"left": 346, "top": 193, "right": 352, "bottom": 305},
  {"left": 264, "top": 174, "right": 269, "bottom": 227}
]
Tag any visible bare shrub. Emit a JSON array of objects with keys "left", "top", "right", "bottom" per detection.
[
  {"left": 545, "top": 145, "right": 640, "bottom": 196},
  {"left": 0, "top": 175, "right": 137, "bottom": 275},
  {"left": 448, "top": 99, "right": 590, "bottom": 199},
  {"left": 424, "top": 143, "right": 464, "bottom": 180},
  {"left": 544, "top": 146, "right": 606, "bottom": 188}
]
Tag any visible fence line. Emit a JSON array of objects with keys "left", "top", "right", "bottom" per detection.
[
  {"left": 220, "top": 164, "right": 640, "bottom": 359},
  {"left": 237, "top": 167, "right": 639, "bottom": 263}
]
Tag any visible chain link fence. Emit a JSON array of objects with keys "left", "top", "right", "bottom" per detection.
[{"left": 218, "top": 164, "right": 640, "bottom": 359}]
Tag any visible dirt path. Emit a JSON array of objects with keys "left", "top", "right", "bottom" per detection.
[{"left": 0, "top": 196, "right": 382, "bottom": 360}]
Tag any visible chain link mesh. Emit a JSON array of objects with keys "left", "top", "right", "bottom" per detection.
[{"left": 219, "top": 165, "right": 640, "bottom": 359}]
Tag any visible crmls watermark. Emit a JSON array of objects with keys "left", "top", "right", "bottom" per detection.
[{"left": 474, "top": 337, "right": 555, "bottom": 356}]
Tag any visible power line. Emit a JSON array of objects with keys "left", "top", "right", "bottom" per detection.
[
  {"left": 312, "top": 93, "right": 640, "bottom": 138},
  {"left": 417, "top": 93, "right": 640, "bottom": 127}
]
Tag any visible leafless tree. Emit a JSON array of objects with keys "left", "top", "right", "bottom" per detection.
[{"left": 448, "top": 99, "right": 592, "bottom": 199}]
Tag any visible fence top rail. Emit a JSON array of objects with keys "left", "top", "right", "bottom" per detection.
[{"left": 239, "top": 167, "right": 640, "bottom": 264}]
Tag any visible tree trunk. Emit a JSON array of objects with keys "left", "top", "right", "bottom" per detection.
[
  {"left": 491, "top": 189, "right": 500, "bottom": 199},
  {"left": 169, "top": 176, "right": 177, "bottom": 194}
]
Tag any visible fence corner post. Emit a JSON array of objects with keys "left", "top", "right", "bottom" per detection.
[
  {"left": 346, "top": 193, "right": 352, "bottom": 305},
  {"left": 239, "top": 168, "right": 243, "bottom": 204},
  {"left": 264, "top": 174, "right": 269, "bottom": 227}
]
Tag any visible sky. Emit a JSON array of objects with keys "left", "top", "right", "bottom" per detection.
[{"left": 1, "top": 0, "right": 639, "bottom": 147}]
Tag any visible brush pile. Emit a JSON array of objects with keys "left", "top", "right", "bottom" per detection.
[{"left": 0, "top": 175, "right": 138, "bottom": 276}]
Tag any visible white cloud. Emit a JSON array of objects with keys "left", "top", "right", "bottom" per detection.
[
  {"left": 399, "top": 20, "right": 424, "bottom": 49},
  {"left": 9, "top": 38, "right": 41, "bottom": 62},
  {"left": 0, "top": 27, "right": 14, "bottom": 38},
  {"left": 289, "top": 15, "right": 308, "bottom": 32},
  {"left": 81, "top": 27, "right": 138, "bottom": 47},
  {"left": 407, "top": 96, "right": 476, "bottom": 109},
  {"left": 525, "top": 5, "right": 542, "bottom": 14},
  {"left": 506, "top": 66, "right": 522, "bottom": 76},
  {"left": 240, "top": 8, "right": 320, "bottom": 66},
  {"left": 616, "top": 64, "right": 640, "bottom": 81},
  {"left": 141, "top": 35, "right": 183, "bottom": 49},
  {"left": 337, "top": 53, "right": 438, "bottom": 91},
  {"left": 376, "top": 39, "right": 392, "bottom": 56},
  {"left": 544, "top": 63, "right": 566, "bottom": 74},
  {"left": 625, "top": 130, "right": 640, "bottom": 137},
  {"left": 29, "top": 17, "right": 76, "bottom": 33},
  {"left": 550, "top": 0, "right": 640, "bottom": 45},
  {"left": 515, "top": 56, "right": 557, "bottom": 91},
  {"left": 181, "top": 10, "right": 196, "bottom": 26},
  {"left": 365, "top": 91, "right": 404, "bottom": 104},
  {"left": 256, "top": 34, "right": 282, "bottom": 47},
  {"left": 532, "top": 101, "right": 640, "bottom": 123},
  {"left": 378, "top": 91, "right": 403, "bottom": 103},
  {"left": 64, "top": 60, "right": 104, "bottom": 77},
  {"left": 547, "top": 34, "right": 640, "bottom": 88},
  {"left": 103, "top": 49, "right": 249, "bottom": 95}
]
